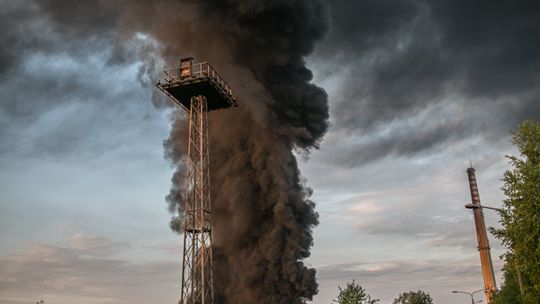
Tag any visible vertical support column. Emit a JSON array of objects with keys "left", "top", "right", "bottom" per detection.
[
  {"left": 467, "top": 167, "right": 497, "bottom": 304},
  {"left": 180, "top": 95, "right": 214, "bottom": 304}
]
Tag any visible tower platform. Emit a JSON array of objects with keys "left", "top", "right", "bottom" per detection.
[{"left": 156, "top": 59, "right": 238, "bottom": 111}]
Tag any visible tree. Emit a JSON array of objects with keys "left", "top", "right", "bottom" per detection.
[
  {"left": 492, "top": 120, "right": 540, "bottom": 304},
  {"left": 493, "top": 260, "right": 524, "bottom": 304},
  {"left": 392, "top": 290, "right": 433, "bottom": 304},
  {"left": 332, "top": 280, "right": 379, "bottom": 304}
]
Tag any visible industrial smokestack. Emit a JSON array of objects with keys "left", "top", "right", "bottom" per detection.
[{"left": 466, "top": 166, "right": 497, "bottom": 304}]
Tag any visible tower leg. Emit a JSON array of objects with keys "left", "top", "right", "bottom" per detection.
[{"left": 180, "top": 95, "right": 213, "bottom": 304}]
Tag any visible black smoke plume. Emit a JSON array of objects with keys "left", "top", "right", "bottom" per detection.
[
  {"left": 17, "top": 0, "right": 329, "bottom": 302},
  {"left": 155, "top": 2, "right": 330, "bottom": 302}
]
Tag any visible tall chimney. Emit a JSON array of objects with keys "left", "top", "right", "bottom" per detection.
[{"left": 466, "top": 165, "right": 497, "bottom": 304}]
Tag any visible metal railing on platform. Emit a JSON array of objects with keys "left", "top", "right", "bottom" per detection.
[{"left": 162, "top": 62, "right": 233, "bottom": 96}]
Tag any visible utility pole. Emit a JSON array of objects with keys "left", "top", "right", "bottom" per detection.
[
  {"left": 466, "top": 165, "right": 497, "bottom": 304},
  {"left": 157, "top": 57, "right": 237, "bottom": 304}
]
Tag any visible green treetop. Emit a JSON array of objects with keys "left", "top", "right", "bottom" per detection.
[
  {"left": 332, "top": 280, "right": 379, "bottom": 304},
  {"left": 392, "top": 290, "right": 433, "bottom": 304},
  {"left": 492, "top": 120, "right": 540, "bottom": 304}
]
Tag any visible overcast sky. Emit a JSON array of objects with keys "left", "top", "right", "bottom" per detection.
[{"left": 1, "top": 1, "right": 539, "bottom": 304}]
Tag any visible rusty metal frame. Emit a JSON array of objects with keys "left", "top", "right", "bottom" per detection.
[
  {"left": 180, "top": 95, "right": 213, "bottom": 304},
  {"left": 156, "top": 59, "right": 237, "bottom": 304}
]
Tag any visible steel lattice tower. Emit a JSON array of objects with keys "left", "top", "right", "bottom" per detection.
[{"left": 157, "top": 57, "right": 237, "bottom": 304}]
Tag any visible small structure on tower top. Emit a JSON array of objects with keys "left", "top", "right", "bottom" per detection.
[
  {"left": 157, "top": 57, "right": 238, "bottom": 111},
  {"left": 156, "top": 57, "right": 237, "bottom": 304}
]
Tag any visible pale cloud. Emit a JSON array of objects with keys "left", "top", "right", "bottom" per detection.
[
  {"left": 68, "top": 234, "right": 129, "bottom": 257},
  {"left": 349, "top": 201, "right": 386, "bottom": 215},
  {"left": 0, "top": 238, "right": 179, "bottom": 304},
  {"left": 316, "top": 257, "right": 504, "bottom": 304},
  {"left": 145, "top": 240, "right": 182, "bottom": 256}
]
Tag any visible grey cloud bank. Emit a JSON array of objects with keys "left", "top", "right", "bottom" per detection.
[{"left": 312, "top": 0, "right": 540, "bottom": 164}]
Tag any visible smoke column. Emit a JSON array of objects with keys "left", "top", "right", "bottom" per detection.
[
  {"left": 34, "top": 0, "right": 329, "bottom": 302},
  {"left": 156, "top": 2, "right": 330, "bottom": 303},
  {"left": 84, "top": 0, "right": 331, "bottom": 302},
  {"left": 157, "top": 1, "right": 329, "bottom": 303}
]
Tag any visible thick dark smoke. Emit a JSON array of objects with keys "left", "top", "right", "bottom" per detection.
[
  {"left": 154, "top": 2, "right": 330, "bottom": 302},
  {"left": 4, "top": 0, "right": 329, "bottom": 302}
]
